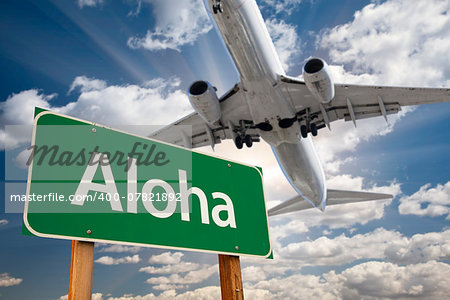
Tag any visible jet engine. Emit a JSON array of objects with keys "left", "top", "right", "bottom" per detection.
[
  {"left": 303, "top": 58, "right": 335, "bottom": 103},
  {"left": 188, "top": 80, "right": 222, "bottom": 126}
]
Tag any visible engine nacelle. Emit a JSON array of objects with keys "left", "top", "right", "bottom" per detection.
[
  {"left": 303, "top": 58, "right": 335, "bottom": 103},
  {"left": 188, "top": 81, "right": 221, "bottom": 126}
]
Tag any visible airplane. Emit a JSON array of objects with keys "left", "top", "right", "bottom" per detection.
[{"left": 149, "top": 0, "right": 450, "bottom": 216}]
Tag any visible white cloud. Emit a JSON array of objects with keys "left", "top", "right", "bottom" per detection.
[
  {"left": 246, "top": 261, "right": 450, "bottom": 300},
  {"left": 265, "top": 19, "right": 301, "bottom": 71},
  {"left": 95, "top": 254, "right": 140, "bottom": 265},
  {"left": 77, "top": 0, "right": 103, "bottom": 9},
  {"left": 96, "top": 244, "right": 142, "bottom": 254},
  {"left": 242, "top": 266, "right": 268, "bottom": 283},
  {"left": 60, "top": 77, "right": 191, "bottom": 127},
  {"left": 139, "top": 262, "right": 199, "bottom": 274},
  {"left": 127, "top": 0, "right": 212, "bottom": 52},
  {"left": 306, "top": 0, "right": 450, "bottom": 175},
  {"left": 0, "top": 273, "right": 23, "bottom": 287},
  {"left": 399, "top": 182, "right": 450, "bottom": 218},
  {"left": 57, "top": 292, "right": 103, "bottom": 300},
  {"left": 0, "top": 219, "right": 8, "bottom": 226},
  {"left": 261, "top": 0, "right": 303, "bottom": 16},
  {"left": 95, "top": 260, "right": 450, "bottom": 299},
  {"left": 278, "top": 228, "right": 450, "bottom": 265},
  {"left": 0, "top": 90, "right": 54, "bottom": 150},
  {"left": 127, "top": 0, "right": 142, "bottom": 17},
  {"left": 319, "top": 0, "right": 450, "bottom": 87},
  {"left": 384, "top": 230, "right": 450, "bottom": 264},
  {"left": 152, "top": 284, "right": 187, "bottom": 291},
  {"left": 148, "top": 252, "right": 184, "bottom": 265},
  {"left": 145, "top": 265, "right": 217, "bottom": 285},
  {"left": 68, "top": 76, "right": 107, "bottom": 94},
  {"left": 106, "top": 286, "right": 220, "bottom": 300},
  {"left": 334, "top": 261, "right": 450, "bottom": 299},
  {"left": 0, "top": 76, "right": 192, "bottom": 150}
]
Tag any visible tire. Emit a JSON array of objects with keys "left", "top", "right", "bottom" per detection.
[
  {"left": 300, "top": 125, "right": 308, "bottom": 138},
  {"left": 235, "top": 136, "right": 243, "bottom": 149},
  {"left": 244, "top": 135, "right": 253, "bottom": 148},
  {"left": 310, "top": 123, "right": 318, "bottom": 136}
]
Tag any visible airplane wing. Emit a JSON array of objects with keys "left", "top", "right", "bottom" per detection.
[
  {"left": 279, "top": 75, "right": 450, "bottom": 131},
  {"left": 149, "top": 84, "right": 259, "bottom": 148},
  {"left": 268, "top": 189, "right": 392, "bottom": 216}
]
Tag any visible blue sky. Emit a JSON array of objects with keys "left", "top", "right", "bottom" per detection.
[{"left": 1, "top": 0, "right": 449, "bottom": 299}]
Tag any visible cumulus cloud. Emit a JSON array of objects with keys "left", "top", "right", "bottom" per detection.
[
  {"left": 246, "top": 261, "right": 450, "bottom": 300},
  {"left": 139, "top": 262, "right": 199, "bottom": 275},
  {"left": 152, "top": 284, "right": 187, "bottom": 291},
  {"left": 0, "top": 90, "right": 54, "bottom": 150},
  {"left": 148, "top": 252, "right": 184, "bottom": 265},
  {"left": 96, "top": 244, "right": 142, "bottom": 254},
  {"left": 0, "top": 273, "right": 23, "bottom": 287},
  {"left": 0, "top": 76, "right": 192, "bottom": 150},
  {"left": 278, "top": 228, "right": 450, "bottom": 265},
  {"left": 385, "top": 230, "right": 450, "bottom": 264},
  {"left": 141, "top": 252, "right": 217, "bottom": 291},
  {"left": 242, "top": 266, "right": 269, "bottom": 283},
  {"left": 399, "top": 182, "right": 450, "bottom": 218},
  {"left": 145, "top": 265, "right": 217, "bottom": 286},
  {"left": 334, "top": 261, "right": 450, "bottom": 299},
  {"left": 105, "top": 286, "right": 220, "bottom": 300},
  {"left": 85, "top": 260, "right": 450, "bottom": 299},
  {"left": 319, "top": 0, "right": 450, "bottom": 87},
  {"left": 265, "top": 19, "right": 301, "bottom": 71},
  {"left": 95, "top": 254, "right": 140, "bottom": 265},
  {"left": 77, "top": 0, "right": 103, "bottom": 9},
  {"left": 309, "top": 0, "right": 450, "bottom": 177},
  {"left": 127, "top": 0, "right": 212, "bottom": 52},
  {"left": 57, "top": 292, "right": 103, "bottom": 300},
  {"left": 68, "top": 76, "right": 107, "bottom": 94}
]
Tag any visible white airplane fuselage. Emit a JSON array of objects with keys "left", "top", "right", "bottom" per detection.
[{"left": 205, "top": 0, "right": 327, "bottom": 208}]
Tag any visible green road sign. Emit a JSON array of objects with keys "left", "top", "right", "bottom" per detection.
[{"left": 23, "top": 110, "right": 271, "bottom": 258}]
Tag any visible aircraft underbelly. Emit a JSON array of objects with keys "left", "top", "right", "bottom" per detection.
[
  {"left": 207, "top": 0, "right": 326, "bottom": 206},
  {"left": 272, "top": 139, "right": 326, "bottom": 208}
]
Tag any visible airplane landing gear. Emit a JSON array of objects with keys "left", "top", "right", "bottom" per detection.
[
  {"left": 234, "top": 134, "right": 253, "bottom": 149},
  {"left": 301, "top": 125, "right": 308, "bottom": 138},
  {"left": 301, "top": 123, "right": 318, "bottom": 138},
  {"left": 229, "top": 120, "right": 257, "bottom": 149},
  {"left": 244, "top": 134, "right": 253, "bottom": 148},
  {"left": 213, "top": 1, "right": 223, "bottom": 14},
  {"left": 234, "top": 136, "right": 243, "bottom": 149},
  {"left": 310, "top": 123, "right": 318, "bottom": 136}
]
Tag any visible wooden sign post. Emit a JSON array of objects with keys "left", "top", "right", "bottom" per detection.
[
  {"left": 68, "top": 240, "right": 95, "bottom": 300},
  {"left": 218, "top": 254, "right": 244, "bottom": 300}
]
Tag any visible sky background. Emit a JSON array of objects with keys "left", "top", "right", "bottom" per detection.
[{"left": 1, "top": 0, "right": 449, "bottom": 299}]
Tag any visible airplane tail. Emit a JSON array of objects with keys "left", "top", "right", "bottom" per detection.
[{"left": 268, "top": 189, "right": 392, "bottom": 217}]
